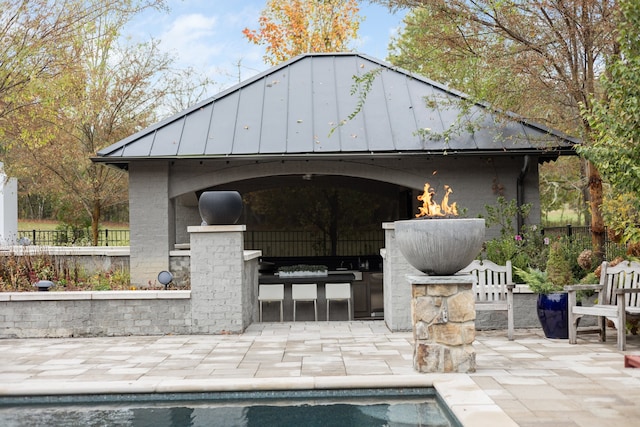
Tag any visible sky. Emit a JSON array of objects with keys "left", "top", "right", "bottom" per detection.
[{"left": 128, "top": 0, "right": 407, "bottom": 91}]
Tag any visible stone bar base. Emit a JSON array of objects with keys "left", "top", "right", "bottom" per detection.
[{"left": 409, "top": 274, "right": 476, "bottom": 373}]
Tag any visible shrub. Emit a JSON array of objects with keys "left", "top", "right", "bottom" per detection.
[
  {"left": 483, "top": 225, "right": 550, "bottom": 282},
  {"left": 0, "top": 250, "right": 131, "bottom": 291},
  {"left": 546, "top": 241, "right": 574, "bottom": 288},
  {"left": 481, "top": 197, "right": 549, "bottom": 281}
]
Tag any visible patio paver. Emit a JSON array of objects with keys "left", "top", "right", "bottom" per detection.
[{"left": 0, "top": 322, "right": 639, "bottom": 426}]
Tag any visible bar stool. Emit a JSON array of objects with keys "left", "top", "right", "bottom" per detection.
[
  {"left": 258, "top": 284, "right": 284, "bottom": 322},
  {"left": 292, "top": 284, "right": 317, "bottom": 321},
  {"left": 325, "top": 282, "right": 352, "bottom": 321}
]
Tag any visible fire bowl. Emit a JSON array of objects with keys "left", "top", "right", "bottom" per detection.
[{"left": 394, "top": 218, "right": 485, "bottom": 275}]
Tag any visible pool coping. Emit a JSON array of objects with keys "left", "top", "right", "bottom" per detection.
[{"left": 0, "top": 374, "right": 516, "bottom": 427}]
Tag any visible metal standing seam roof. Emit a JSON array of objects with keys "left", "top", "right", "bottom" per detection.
[{"left": 93, "top": 52, "right": 578, "bottom": 164}]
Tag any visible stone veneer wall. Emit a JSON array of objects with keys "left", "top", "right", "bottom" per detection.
[
  {"left": 169, "top": 251, "right": 191, "bottom": 288},
  {"left": 0, "top": 245, "right": 261, "bottom": 338},
  {"left": 410, "top": 275, "right": 476, "bottom": 373},
  {"left": 381, "top": 223, "right": 421, "bottom": 332},
  {"left": 0, "top": 291, "right": 191, "bottom": 338},
  {"left": 128, "top": 161, "right": 173, "bottom": 287},
  {"left": 188, "top": 225, "right": 256, "bottom": 334},
  {"left": 477, "top": 290, "right": 539, "bottom": 330}
]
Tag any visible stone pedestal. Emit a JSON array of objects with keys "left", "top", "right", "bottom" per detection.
[
  {"left": 188, "top": 225, "right": 251, "bottom": 334},
  {"left": 409, "top": 274, "right": 476, "bottom": 373}
]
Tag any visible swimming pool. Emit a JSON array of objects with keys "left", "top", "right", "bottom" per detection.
[{"left": 0, "top": 388, "right": 460, "bottom": 427}]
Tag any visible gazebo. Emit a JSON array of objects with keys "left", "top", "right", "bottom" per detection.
[{"left": 93, "top": 52, "right": 577, "bottom": 288}]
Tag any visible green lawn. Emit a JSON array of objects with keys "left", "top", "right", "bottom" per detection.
[{"left": 543, "top": 209, "right": 586, "bottom": 226}]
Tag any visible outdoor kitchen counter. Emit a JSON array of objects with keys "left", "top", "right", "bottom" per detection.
[{"left": 258, "top": 273, "right": 357, "bottom": 321}]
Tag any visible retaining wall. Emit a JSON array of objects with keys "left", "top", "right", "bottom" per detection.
[
  {"left": 0, "top": 245, "right": 262, "bottom": 338},
  {"left": 0, "top": 291, "right": 191, "bottom": 338},
  {"left": 476, "top": 287, "right": 539, "bottom": 330}
]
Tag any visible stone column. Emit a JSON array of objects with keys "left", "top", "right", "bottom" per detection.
[
  {"left": 188, "top": 225, "right": 249, "bottom": 334},
  {"left": 382, "top": 222, "right": 420, "bottom": 332},
  {"left": 128, "top": 161, "right": 172, "bottom": 287},
  {"left": 409, "top": 274, "right": 476, "bottom": 373}
]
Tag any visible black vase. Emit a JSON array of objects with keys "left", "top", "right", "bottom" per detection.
[
  {"left": 536, "top": 292, "right": 569, "bottom": 339},
  {"left": 198, "top": 191, "right": 243, "bottom": 225}
]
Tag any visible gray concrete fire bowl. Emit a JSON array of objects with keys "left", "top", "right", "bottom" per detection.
[{"left": 394, "top": 218, "right": 485, "bottom": 275}]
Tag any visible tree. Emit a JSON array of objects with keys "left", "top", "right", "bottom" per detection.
[
  {"left": 388, "top": 7, "right": 533, "bottom": 119},
  {"left": 0, "top": 0, "right": 167, "bottom": 133},
  {"left": 5, "top": 1, "right": 213, "bottom": 245},
  {"left": 579, "top": 0, "right": 640, "bottom": 243},
  {"left": 539, "top": 157, "right": 589, "bottom": 225},
  {"left": 378, "top": 0, "right": 619, "bottom": 259},
  {"left": 243, "top": 0, "right": 362, "bottom": 65}
]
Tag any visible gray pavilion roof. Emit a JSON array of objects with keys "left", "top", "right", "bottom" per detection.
[{"left": 94, "top": 53, "right": 578, "bottom": 167}]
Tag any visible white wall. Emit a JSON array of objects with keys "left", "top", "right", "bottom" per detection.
[{"left": 0, "top": 162, "right": 18, "bottom": 245}]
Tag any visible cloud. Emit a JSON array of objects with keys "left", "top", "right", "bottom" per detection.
[
  {"left": 150, "top": 6, "right": 267, "bottom": 87},
  {"left": 159, "top": 13, "right": 222, "bottom": 65}
]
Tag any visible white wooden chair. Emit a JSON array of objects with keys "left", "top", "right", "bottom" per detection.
[
  {"left": 460, "top": 259, "right": 515, "bottom": 340},
  {"left": 565, "top": 260, "right": 640, "bottom": 351}
]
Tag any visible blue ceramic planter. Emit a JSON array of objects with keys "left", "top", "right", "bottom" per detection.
[{"left": 536, "top": 292, "right": 569, "bottom": 339}]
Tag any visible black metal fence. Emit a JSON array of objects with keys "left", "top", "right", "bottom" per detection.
[
  {"left": 15, "top": 229, "right": 382, "bottom": 252},
  {"left": 14, "top": 225, "right": 627, "bottom": 257},
  {"left": 244, "top": 230, "right": 384, "bottom": 257},
  {"left": 17, "top": 229, "right": 130, "bottom": 246},
  {"left": 247, "top": 226, "right": 628, "bottom": 259},
  {"left": 542, "top": 225, "right": 627, "bottom": 260}
]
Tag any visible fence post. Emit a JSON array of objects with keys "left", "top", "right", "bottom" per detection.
[
  {"left": 32, "top": 230, "right": 36, "bottom": 245},
  {"left": 105, "top": 229, "right": 109, "bottom": 246},
  {"left": 566, "top": 224, "right": 572, "bottom": 239}
]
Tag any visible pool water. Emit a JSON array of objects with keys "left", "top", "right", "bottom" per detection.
[{"left": 0, "top": 388, "right": 459, "bottom": 427}]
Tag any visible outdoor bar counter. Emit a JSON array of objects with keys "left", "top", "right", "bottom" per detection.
[{"left": 258, "top": 273, "right": 356, "bottom": 321}]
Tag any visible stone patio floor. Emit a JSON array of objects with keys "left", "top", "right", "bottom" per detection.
[{"left": 1, "top": 321, "right": 640, "bottom": 426}]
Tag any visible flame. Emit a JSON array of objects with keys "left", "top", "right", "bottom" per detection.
[{"left": 415, "top": 183, "right": 459, "bottom": 218}]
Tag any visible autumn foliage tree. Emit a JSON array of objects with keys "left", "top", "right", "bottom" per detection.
[
  {"left": 0, "top": 0, "right": 167, "bottom": 128},
  {"left": 5, "top": 3, "right": 161, "bottom": 244},
  {"left": 579, "top": 0, "right": 640, "bottom": 243},
  {"left": 3, "top": 0, "right": 213, "bottom": 244},
  {"left": 380, "top": 0, "right": 619, "bottom": 259},
  {"left": 243, "top": 0, "right": 362, "bottom": 65}
]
